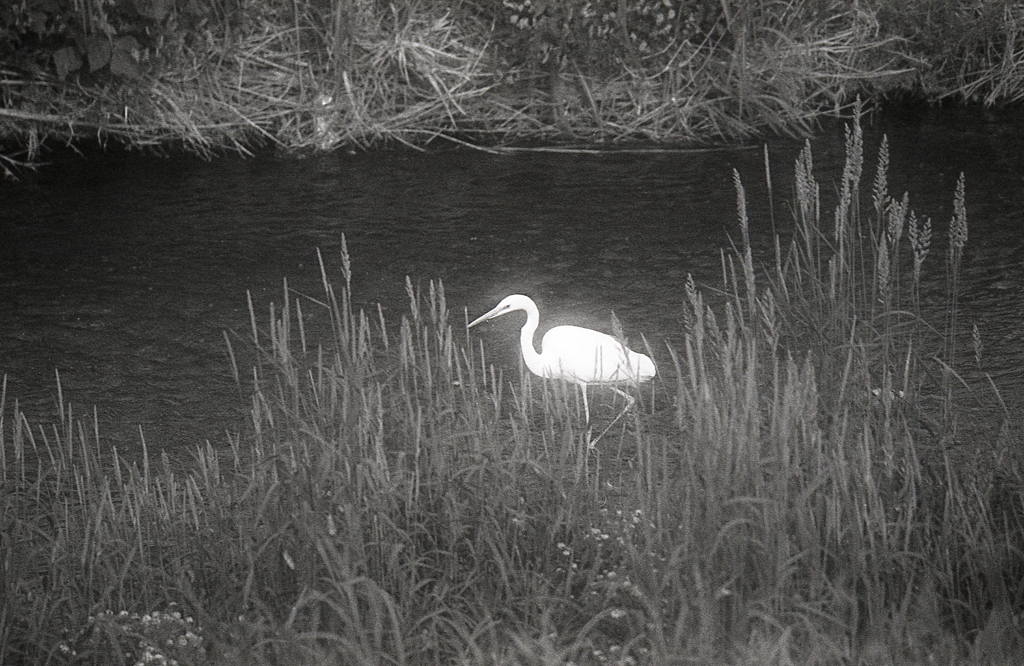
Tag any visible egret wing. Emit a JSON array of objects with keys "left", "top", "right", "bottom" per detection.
[{"left": 541, "top": 326, "right": 648, "bottom": 384}]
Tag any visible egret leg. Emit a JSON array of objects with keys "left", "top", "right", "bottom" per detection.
[
  {"left": 579, "top": 383, "right": 590, "bottom": 423},
  {"left": 609, "top": 386, "right": 636, "bottom": 407},
  {"left": 588, "top": 387, "right": 637, "bottom": 450},
  {"left": 579, "top": 383, "right": 593, "bottom": 449}
]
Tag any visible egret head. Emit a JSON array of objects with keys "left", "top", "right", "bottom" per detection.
[{"left": 468, "top": 294, "right": 535, "bottom": 328}]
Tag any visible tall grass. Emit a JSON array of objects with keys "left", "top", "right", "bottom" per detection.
[{"left": 4, "top": 115, "right": 1023, "bottom": 665}]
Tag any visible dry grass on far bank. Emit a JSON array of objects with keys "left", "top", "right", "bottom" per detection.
[{"left": 8, "top": 0, "right": 1019, "bottom": 171}]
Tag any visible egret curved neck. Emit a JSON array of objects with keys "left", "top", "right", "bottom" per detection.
[{"left": 517, "top": 307, "right": 546, "bottom": 378}]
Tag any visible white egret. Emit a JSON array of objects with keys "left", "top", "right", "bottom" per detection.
[{"left": 467, "top": 294, "right": 656, "bottom": 423}]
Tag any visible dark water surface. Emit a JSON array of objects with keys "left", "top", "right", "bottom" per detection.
[{"left": 3, "top": 108, "right": 1024, "bottom": 452}]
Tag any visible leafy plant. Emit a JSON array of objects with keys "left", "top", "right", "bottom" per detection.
[
  {"left": 495, "top": 0, "right": 713, "bottom": 71},
  {"left": 0, "top": 0, "right": 227, "bottom": 80}
]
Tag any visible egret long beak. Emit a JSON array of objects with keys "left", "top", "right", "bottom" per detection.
[{"left": 468, "top": 304, "right": 506, "bottom": 328}]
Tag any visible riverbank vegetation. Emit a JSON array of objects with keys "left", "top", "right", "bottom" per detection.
[
  {"left": 4, "top": 115, "right": 1021, "bottom": 664},
  {"left": 1, "top": 0, "right": 1024, "bottom": 172}
]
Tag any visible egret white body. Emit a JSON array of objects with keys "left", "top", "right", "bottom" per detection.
[{"left": 468, "top": 295, "right": 656, "bottom": 422}]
